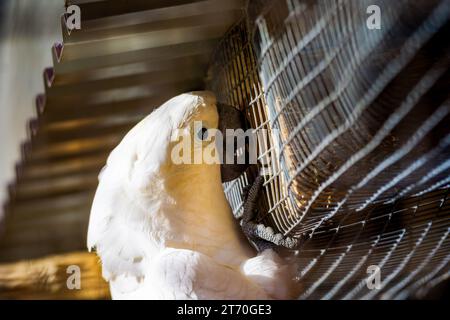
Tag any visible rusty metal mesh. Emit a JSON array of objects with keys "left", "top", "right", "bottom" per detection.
[{"left": 208, "top": 0, "right": 450, "bottom": 299}]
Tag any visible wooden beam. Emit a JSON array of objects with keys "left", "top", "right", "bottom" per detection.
[
  {"left": 65, "top": 0, "right": 206, "bottom": 21},
  {"left": 0, "top": 251, "right": 110, "bottom": 299}
]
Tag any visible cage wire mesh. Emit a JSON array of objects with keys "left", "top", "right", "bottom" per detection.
[
  {"left": 208, "top": 0, "right": 450, "bottom": 299},
  {"left": 207, "top": 17, "right": 295, "bottom": 231}
]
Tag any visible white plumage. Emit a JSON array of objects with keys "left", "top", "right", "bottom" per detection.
[{"left": 87, "top": 91, "right": 294, "bottom": 299}]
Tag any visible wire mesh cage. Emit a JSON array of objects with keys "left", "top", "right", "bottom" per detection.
[
  {"left": 207, "top": 18, "right": 296, "bottom": 231},
  {"left": 208, "top": 0, "right": 450, "bottom": 299}
]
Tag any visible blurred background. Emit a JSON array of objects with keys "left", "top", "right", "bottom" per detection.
[
  {"left": 0, "top": 0, "right": 108, "bottom": 299},
  {"left": 0, "top": 0, "right": 62, "bottom": 211}
]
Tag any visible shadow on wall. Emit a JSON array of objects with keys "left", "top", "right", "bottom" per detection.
[{"left": 0, "top": 0, "right": 63, "bottom": 211}]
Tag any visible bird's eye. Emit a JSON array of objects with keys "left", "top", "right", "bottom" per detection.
[{"left": 197, "top": 127, "right": 209, "bottom": 141}]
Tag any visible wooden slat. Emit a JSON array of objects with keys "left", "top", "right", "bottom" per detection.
[
  {"left": 66, "top": 0, "right": 206, "bottom": 21},
  {"left": 0, "top": 251, "right": 109, "bottom": 299}
]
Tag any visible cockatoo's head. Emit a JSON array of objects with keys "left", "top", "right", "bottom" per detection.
[
  {"left": 87, "top": 91, "right": 252, "bottom": 279},
  {"left": 117, "top": 91, "right": 249, "bottom": 191}
]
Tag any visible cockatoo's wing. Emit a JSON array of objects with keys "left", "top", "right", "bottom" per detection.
[
  {"left": 87, "top": 143, "right": 159, "bottom": 281},
  {"left": 109, "top": 248, "right": 272, "bottom": 299}
]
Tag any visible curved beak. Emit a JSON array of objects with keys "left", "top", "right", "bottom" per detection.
[{"left": 217, "top": 103, "right": 250, "bottom": 182}]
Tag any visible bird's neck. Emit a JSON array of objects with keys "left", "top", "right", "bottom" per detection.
[{"left": 162, "top": 163, "right": 255, "bottom": 265}]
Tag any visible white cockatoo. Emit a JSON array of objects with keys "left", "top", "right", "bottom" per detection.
[{"left": 87, "top": 91, "right": 297, "bottom": 299}]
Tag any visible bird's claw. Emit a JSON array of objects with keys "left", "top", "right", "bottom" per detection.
[
  {"left": 241, "top": 220, "right": 298, "bottom": 250},
  {"left": 240, "top": 175, "right": 298, "bottom": 251}
]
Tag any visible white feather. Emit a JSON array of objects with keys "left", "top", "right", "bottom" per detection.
[{"left": 87, "top": 91, "right": 295, "bottom": 299}]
